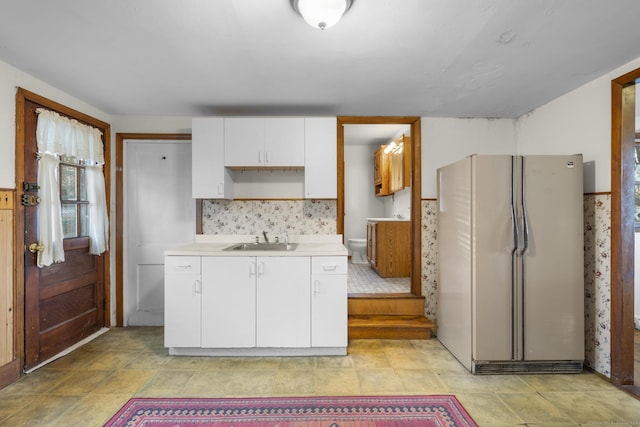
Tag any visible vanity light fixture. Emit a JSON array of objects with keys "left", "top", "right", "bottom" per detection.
[
  {"left": 383, "top": 141, "right": 398, "bottom": 154},
  {"left": 291, "top": 0, "right": 353, "bottom": 30}
]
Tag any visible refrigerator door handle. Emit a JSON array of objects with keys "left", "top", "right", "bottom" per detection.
[
  {"left": 520, "top": 159, "right": 530, "bottom": 256},
  {"left": 511, "top": 159, "right": 519, "bottom": 254}
]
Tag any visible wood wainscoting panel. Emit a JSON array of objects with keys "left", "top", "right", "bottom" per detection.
[{"left": 0, "top": 190, "right": 14, "bottom": 368}]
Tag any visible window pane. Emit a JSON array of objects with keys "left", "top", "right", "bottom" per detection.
[
  {"left": 62, "top": 204, "right": 78, "bottom": 238},
  {"left": 60, "top": 154, "right": 78, "bottom": 164},
  {"left": 79, "top": 167, "right": 87, "bottom": 201},
  {"left": 80, "top": 204, "right": 88, "bottom": 237},
  {"left": 61, "top": 165, "right": 77, "bottom": 201}
]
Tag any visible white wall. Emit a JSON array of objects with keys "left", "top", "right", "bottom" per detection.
[
  {"left": 0, "top": 59, "right": 110, "bottom": 188},
  {"left": 386, "top": 187, "right": 411, "bottom": 219},
  {"left": 635, "top": 234, "right": 640, "bottom": 328},
  {"left": 517, "top": 57, "right": 640, "bottom": 194},
  {"left": 421, "top": 117, "right": 517, "bottom": 198},
  {"left": 344, "top": 144, "right": 385, "bottom": 244}
]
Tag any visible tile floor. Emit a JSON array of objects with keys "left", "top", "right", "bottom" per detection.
[
  {"left": 1, "top": 327, "right": 639, "bottom": 426},
  {"left": 347, "top": 263, "right": 410, "bottom": 293}
]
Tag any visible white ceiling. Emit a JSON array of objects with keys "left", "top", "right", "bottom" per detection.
[{"left": 1, "top": 0, "right": 640, "bottom": 119}]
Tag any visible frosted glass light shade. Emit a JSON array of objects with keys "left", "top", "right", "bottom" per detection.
[{"left": 293, "top": 0, "right": 353, "bottom": 30}]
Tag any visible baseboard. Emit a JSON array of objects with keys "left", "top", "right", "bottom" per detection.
[{"left": 24, "top": 327, "right": 109, "bottom": 374}]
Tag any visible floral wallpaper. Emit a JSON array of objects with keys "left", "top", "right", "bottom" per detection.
[
  {"left": 421, "top": 200, "right": 439, "bottom": 321},
  {"left": 583, "top": 194, "right": 611, "bottom": 377},
  {"left": 201, "top": 195, "right": 612, "bottom": 378},
  {"left": 202, "top": 200, "right": 336, "bottom": 235}
]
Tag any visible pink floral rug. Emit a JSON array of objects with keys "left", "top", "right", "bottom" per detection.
[{"left": 104, "top": 395, "right": 477, "bottom": 426}]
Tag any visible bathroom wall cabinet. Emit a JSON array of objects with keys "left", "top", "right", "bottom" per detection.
[
  {"left": 374, "top": 146, "right": 390, "bottom": 196},
  {"left": 367, "top": 220, "right": 411, "bottom": 277},
  {"left": 374, "top": 134, "right": 411, "bottom": 197}
]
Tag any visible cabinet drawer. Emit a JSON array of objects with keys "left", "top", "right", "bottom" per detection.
[
  {"left": 312, "top": 256, "right": 347, "bottom": 275},
  {"left": 165, "top": 256, "right": 201, "bottom": 274}
]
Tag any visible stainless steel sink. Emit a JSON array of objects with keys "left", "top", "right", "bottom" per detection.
[{"left": 223, "top": 242, "right": 298, "bottom": 252}]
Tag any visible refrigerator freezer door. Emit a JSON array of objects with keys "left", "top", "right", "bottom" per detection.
[
  {"left": 521, "top": 155, "right": 584, "bottom": 361},
  {"left": 437, "top": 157, "right": 473, "bottom": 371},
  {"left": 471, "top": 155, "right": 515, "bottom": 363}
]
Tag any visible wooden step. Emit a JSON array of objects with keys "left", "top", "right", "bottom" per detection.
[
  {"left": 348, "top": 315, "right": 434, "bottom": 340},
  {"left": 348, "top": 293, "right": 425, "bottom": 316}
]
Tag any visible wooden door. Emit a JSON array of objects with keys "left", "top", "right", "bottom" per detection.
[{"left": 21, "top": 95, "right": 108, "bottom": 370}]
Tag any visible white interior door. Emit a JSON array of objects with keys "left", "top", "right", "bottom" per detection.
[{"left": 125, "top": 140, "right": 194, "bottom": 326}]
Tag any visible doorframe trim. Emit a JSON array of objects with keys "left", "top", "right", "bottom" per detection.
[
  {"left": 114, "top": 133, "right": 191, "bottom": 327},
  {"left": 10, "top": 87, "right": 111, "bottom": 381},
  {"left": 611, "top": 68, "right": 640, "bottom": 395},
  {"left": 336, "top": 116, "right": 422, "bottom": 295}
]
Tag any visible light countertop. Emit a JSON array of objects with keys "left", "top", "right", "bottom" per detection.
[
  {"left": 367, "top": 217, "right": 410, "bottom": 222},
  {"left": 165, "top": 234, "right": 348, "bottom": 257}
]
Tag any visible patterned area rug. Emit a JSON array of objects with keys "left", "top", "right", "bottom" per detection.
[{"left": 104, "top": 395, "right": 477, "bottom": 426}]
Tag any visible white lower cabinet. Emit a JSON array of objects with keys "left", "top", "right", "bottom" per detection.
[
  {"left": 311, "top": 256, "right": 348, "bottom": 347},
  {"left": 201, "top": 257, "right": 256, "bottom": 348},
  {"left": 165, "top": 253, "right": 346, "bottom": 355},
  {"left": 256, "top": 257, "right": 311, "bottom": 348},
  {"left": 164, "top": 256, "right": 202, "bottom": 348}
]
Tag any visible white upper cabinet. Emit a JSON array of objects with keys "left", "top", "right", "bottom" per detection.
[
  {"left": 264, "top": 118, "right": 305, "bottom": 167},
  {"left": 224, "top": 117, "right": 305, "bottom": 168},
  {"left": 191, "top": 117, "right": 234, "bottom": 199},
  {"left": 224, "top": 118, "right": 264, "bottom": 167},
  {"left": 304, "top": 117, "right": 337, "bottom": 198}
]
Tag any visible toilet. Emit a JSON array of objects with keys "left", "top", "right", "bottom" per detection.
[{"left": 347, "top": 238, "right": 368, "bottom": 264}]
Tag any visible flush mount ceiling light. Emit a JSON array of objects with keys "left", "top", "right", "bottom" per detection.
[{"left": 291, "top": 0, "right": 353, "bottom": 30}]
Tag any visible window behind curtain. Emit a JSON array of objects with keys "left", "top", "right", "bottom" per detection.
[{"left": 60, "top": 155, "right": 89, "bottom": 238}]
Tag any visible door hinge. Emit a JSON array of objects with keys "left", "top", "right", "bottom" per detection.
[
  {"left": 21, "top": 194, "right": 40, "bottom": 206},
  {"left": 23, "top": 182, "right": 39, "bottom": 192}
]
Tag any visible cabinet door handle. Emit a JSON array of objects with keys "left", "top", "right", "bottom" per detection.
[
  {"left": 258, "top": 261, "right": 265, "bottom": 276},
  {"left": 265, "top": 151, "right": 269, "bottom": 163},
  {"left": 258, "top": 151, "right": 262, "bottom": 163},
  {"left": 175, "top": 265, "right": 192, "bottom": 270},
  {"left": 313, "top": 279, "right": 321, "bottom": 295},
  {"left": 193, "top": 279, "right": 201, "bottom": 295},
  {"left": 250, "top": 261, "right": 256, "bottom": 276},
  {"left": 218, "top": 182, "right": 223, "bottom": 195},
  {"left": 322, "top": 265, "right": 337, "bottom": 271}
]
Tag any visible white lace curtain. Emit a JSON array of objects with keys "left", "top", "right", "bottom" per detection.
[{"left": 35, "top": 108, "right": 108, "bottom": 267}]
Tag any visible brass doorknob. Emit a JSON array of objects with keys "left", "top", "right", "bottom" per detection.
[{"left": 28, "top": 242, "right": 44, "bottom": 253}]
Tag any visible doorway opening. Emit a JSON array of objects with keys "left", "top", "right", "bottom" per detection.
[
  {"left": 114, "top": 133, "right": 192, "bottom": 327},
  {"left": 337, "top": 116, "right": 422, "bottom": 297}
]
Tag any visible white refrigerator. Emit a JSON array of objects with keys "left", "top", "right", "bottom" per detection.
[{"left": 436, "top": 154, "right": 584, "bottom": 374}]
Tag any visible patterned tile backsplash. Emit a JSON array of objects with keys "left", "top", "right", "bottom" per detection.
[
  {"left": 202, "top": 200, "right": 336, "bottom": 236},
  {"left": 201, "top": 195, "right": 612, "bottom": 378}
]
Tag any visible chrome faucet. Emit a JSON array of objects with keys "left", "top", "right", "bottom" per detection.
[{"left": 262, "top": 230, "right": 269, "bottom": 243}]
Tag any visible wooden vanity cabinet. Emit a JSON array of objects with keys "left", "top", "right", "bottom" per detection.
[{"left": 367, "top": 220, "right": 411, "bottom": 278}]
